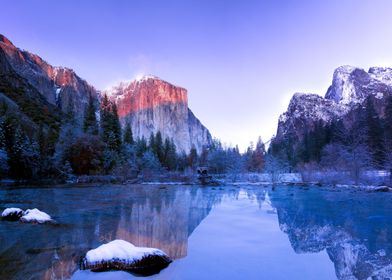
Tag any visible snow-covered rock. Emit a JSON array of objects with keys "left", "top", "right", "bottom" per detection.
[
  {"left": 1, "top": 207, "right": 24, "bottom": 221},
  {"left": 80, "top": 240, "right": 172, "bottom": 275},
  {"left": 20, "top": 208, "right": 53, "bottom": 223}
]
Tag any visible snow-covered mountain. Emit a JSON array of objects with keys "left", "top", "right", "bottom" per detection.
[
  {"left": 105, "top": 76, "right": 212, "bottom": 153},
  {"left": 275, "top": 65, "right": 392, "bottom": 140}
]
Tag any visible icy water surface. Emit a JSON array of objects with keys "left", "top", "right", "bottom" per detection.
[{"left": 0, "top": 184, "right": 392, "bottom": 280}]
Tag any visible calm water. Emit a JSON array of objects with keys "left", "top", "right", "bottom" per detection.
[{"left": 0, "top": 184, "right": 391, "bottom": 280}]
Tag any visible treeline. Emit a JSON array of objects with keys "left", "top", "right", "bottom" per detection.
[
  {"left": 0, "top": 92, "right": 270, "bottom": 181},
  {"left": 0, "top": 94, "right": 184, "bottom": 180},
  {"left": 269, "top": 95, "right": 392, "bottom": 183}
]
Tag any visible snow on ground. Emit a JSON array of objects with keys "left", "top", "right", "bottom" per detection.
[
  {"left": 84, "top": 240, "right": 167, "bottom": 265},
  {"left": 1, "top": 207, "right": 24, "bottom": 217},
  {"left": 20, "top": 208, "right": 52, "bottom": 223}
]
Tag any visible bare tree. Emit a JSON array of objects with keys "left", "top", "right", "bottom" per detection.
[{"left": 264, "top": 154, "right": 289, "bottom": 184}]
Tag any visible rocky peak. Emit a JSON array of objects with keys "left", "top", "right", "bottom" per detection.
[
  {"left": 325, "top": 65, "right": 371, "bottom": 104},
  {"left": 275, "top": 64, "right": 392, "bottom": 142},
  {"left": 324, "top": 65, "right": 392, "bottom": 105},
  {"left": 0, "top": 34, "right": 14, "bottom": 47},
  {"left": 0, "top": 34, "right": 99, "bottom": 121},
  {"left": 106, "top": 75, "right": 188, "bottom": 118},
  {"left": 105, "top": 75, "right": 211, "bottom": 153},
  {"left": 368, "top": 67, "right": 392, "bottom": 86}
]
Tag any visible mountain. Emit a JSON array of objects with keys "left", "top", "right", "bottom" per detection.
[
  {"left": 271, "top": 65, "right": 392, "bottom": 167},
  {"left": 105, "top": 75, "right": 212, "bottom": 153},
  {"left": 0, "top": 34, "right": 99, "bottom": 126},
  {"left": 0, "top": 34, "right": 212, "bottom": 154}
]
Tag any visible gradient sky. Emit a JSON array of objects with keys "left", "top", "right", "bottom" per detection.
[{"left": 2, "top": 0, "right": 392, "bottom": 150}]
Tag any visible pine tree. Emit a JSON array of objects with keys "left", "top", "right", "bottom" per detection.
[
  {"left": 188, "top": 146, "right": 198, "bottom": 168},
  {"left": 136, "top": 136, "right": 148, "bottom": 158},
  {"left": 154, "top": 131, "right": 164, "bottom": 163},
  {"left": 100, "top": 94, "right": 122, "bottom": 152},
  {"left": 365, "top": 98, "right": 384, "bottom": 167},
  {"left": 83, "top": 94, "right": 98, "bottom": 135},
  {"left": 250, "top": 137, "right": 265, "bottom": 172},
  {"left": 110, "top": 103, "right": 122, "bottom": 150},
  {"left": 123, "top": 122, "right": 134, "bottom": 145},
  {"left": 163, "top": 138, "right": 177, "bottom": 170},
  {"left": 384, "top": 95, "right": 392, "bottom": 147}
]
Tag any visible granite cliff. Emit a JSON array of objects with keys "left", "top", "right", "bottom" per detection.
[{"left": 105, "top": 75, "right": 212, "bottom": 153}]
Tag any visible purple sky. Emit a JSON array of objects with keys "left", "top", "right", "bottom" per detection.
[{"left": 2, "top": 0, "right": 392, "bottom": 150}]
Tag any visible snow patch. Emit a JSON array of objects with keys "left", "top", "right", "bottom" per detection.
[
  {"left": 1, "top": 207, "right": 23, "bottom": 217},
  {"left": 85, "top": 240, "right": 166, "bottom": 265},
  {"left": 20, "top": 208, "right": 52, "bottom": 223}
]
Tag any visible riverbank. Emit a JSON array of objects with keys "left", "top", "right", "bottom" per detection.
[{"left": 1, "top": 171, "right": 391, "bottom": 192}]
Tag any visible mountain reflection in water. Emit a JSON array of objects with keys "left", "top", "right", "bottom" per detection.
[{"left": 0, "top": 184, "right": 391, "bottom": 280}]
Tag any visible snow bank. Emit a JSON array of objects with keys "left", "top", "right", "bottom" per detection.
[
  {"left": 81, "top": 240, "right": 172, "bottom": 275},
  {"left": 1, "top": 208, "right": 24, "bottom": 221},
  {"left": 20, "top": 208, "right": 52, "bottom": 223}
]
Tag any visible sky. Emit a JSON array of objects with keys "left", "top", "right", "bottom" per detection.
[{"left": 2, "top": 0, "right": 392, "bottom": 151}]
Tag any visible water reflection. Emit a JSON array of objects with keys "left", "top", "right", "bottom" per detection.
[
  {"left": 0, "top": 185, "right": 223, "bottom": 280},
  {"left": 1, "top": 185, "right": 392, "bottom": 279},
  {"left": 267, "top": 187, "right": 392, "bottom": 279}
]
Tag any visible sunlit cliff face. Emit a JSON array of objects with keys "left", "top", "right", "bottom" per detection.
[
  {"left": 106, "top": 75, "right": 188, "bottom": 117},
  {"left": 104, "top": 75, "right": 212, "bottom": 153}
]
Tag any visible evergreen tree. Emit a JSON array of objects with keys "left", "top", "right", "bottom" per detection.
[
  {"left": 163, "top": 138, "right": 177, "bottom": 170},
  {"left": 110, "top": 103, "right": 122, "bottom": 150},
  {"left": 136, "top": 136, "right": 148, "bottom": 158},
  {"left": 149, "top": 132, "right": 155, "bottom": 151},
  {"left": 83, "top": 94, "right": 98, "bottom": 135},
  {"left": 365, "top": 98, "right": 384, "bottom": 167},
  {"left": 250, "top": 137, "right": 265, "bottom": 172},
  {"left": 123, "top": 122, "right": 134, "bottom": 145},
  {"left": 154, "top": 131, "right": 164, "bottom": 163},
  {"left": 100, "top": 94, "right": 122, "bottom": 152},
  {"left": 384, "top": 95, "right": 392, "bottom": 148},
  {"left": 188, "top": 145, "right": 198, "bottom": 168}
]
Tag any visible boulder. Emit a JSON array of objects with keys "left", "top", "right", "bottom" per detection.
[
  {"left": 80, "top": 240, "right": 172, "bottom": 276},
  {"left": 20, "top": 208, "right": 53, "bottom": 224},
  {"left": 1, "top": 208, "right": 24, "bottom": 221}
]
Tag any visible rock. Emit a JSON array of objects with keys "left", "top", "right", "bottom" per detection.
[
  {"left": 80, "top": 240, "right": 172, "bottom": 276},
  {"left": 105, "top": 76, "right": 212, "bottom": 153},
  {"left": 373, "top": 186, "right": 390, "bottom": 192},
  {"left": 20, "top": 208, "right": 53, "bottom": 224},
  {"left": 1, "top": 208, "right": 24, "bottom": 221}
]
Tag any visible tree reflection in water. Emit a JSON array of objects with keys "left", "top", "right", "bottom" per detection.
[{"left": 0, "top": 185, "right": 391, "bottom": 280}]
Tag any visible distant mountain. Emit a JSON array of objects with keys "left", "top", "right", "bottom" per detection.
[
  {"left": 105, "top": 76, "right": 212, "bottom": 153},
  {"left": 271, "top": 65, "right": 392, "bottom": 167}
]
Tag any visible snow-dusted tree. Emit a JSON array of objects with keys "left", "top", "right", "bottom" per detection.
[
  {"left": 246, "top": 137, "right": 265, "bottom": 172},
  {"left": 321, "top": 121, "right": 372, "bottom": 185},
  {"left": 138, "top": 150, "right": 161, "bottom": 177},
  {"left": 53, "top": 122, "right": 81, "bottom": 174},
  {"left": 264, "top": 153, "right": 289, "bottom": 184}
]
